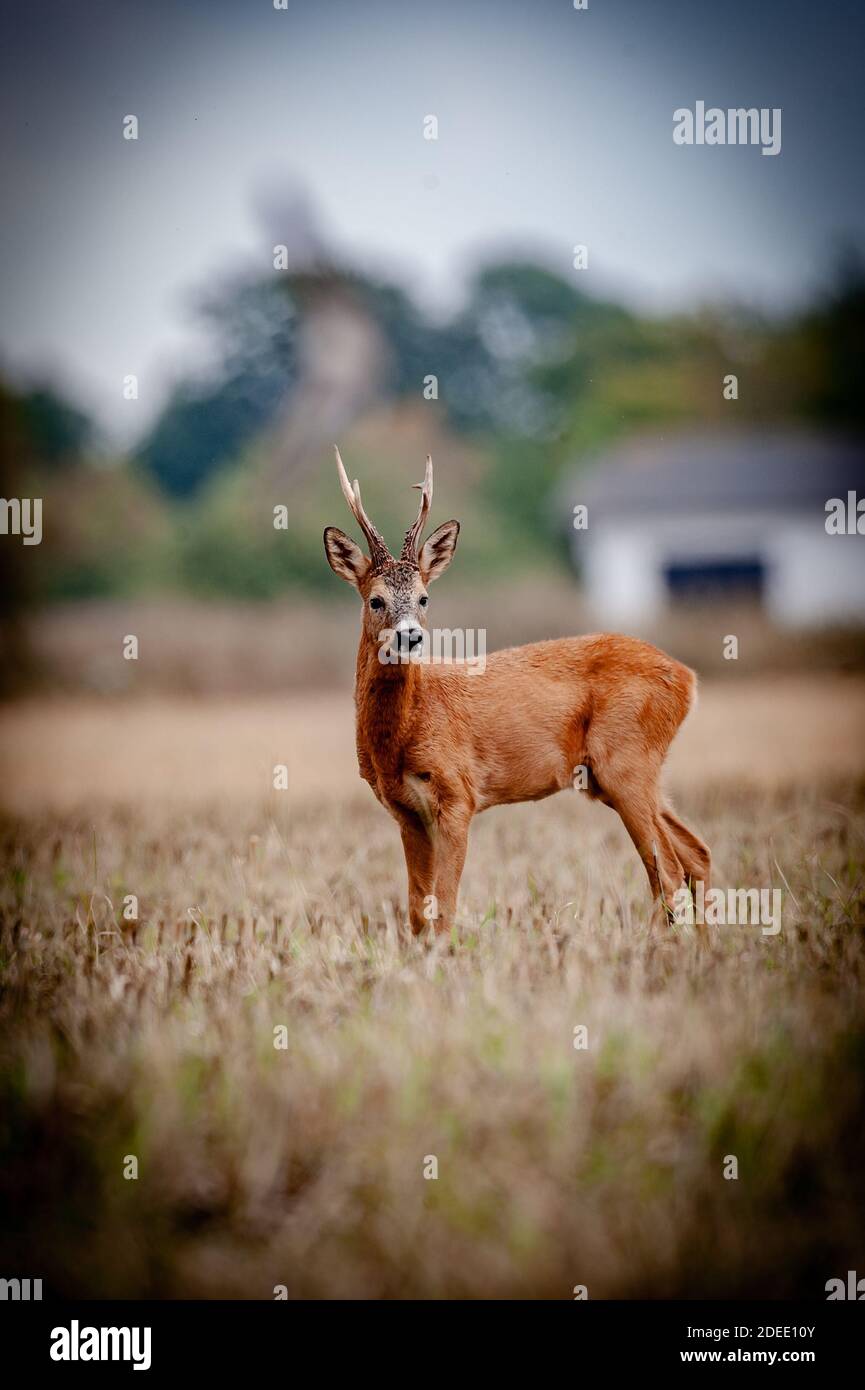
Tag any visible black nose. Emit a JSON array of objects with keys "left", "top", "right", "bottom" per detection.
[{"left": 398, "top": 627, "right": 424, "bottom": 653}]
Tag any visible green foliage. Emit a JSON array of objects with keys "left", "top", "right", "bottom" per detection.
[
  {"left": 3, "top": 252, "right": 864, "bottom": 603},
  {"left": 137, "top": 281, "right": 299, "bottom": 499},
  {"left": 179, "top": 506, "right": 327, "bottom": 599},
  {"left": 15, "top": 387, "right": 93, "bottom": 465}
]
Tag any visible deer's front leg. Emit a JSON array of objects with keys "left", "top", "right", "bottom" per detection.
[
  {"left": 431, "top": 808, "right": 471, "bottom": 935},
  {"left": 399, "top": 816, "right": 436, "bottom": 935}
]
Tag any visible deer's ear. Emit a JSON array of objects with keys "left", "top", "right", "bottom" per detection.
[
  {"left": 419, "top": 520, "right": 459, "bottom": 583},
  {"left": 324, "top": 526, "right": 370, "bottom": 589}
]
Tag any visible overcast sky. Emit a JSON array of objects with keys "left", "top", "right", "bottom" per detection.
[{"left": 1, "top": 0, "right": 863, "bottom": 441}]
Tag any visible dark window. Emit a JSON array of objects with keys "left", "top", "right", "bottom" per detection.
[{"left": 663, "top": 557, "right": 765, "bottom": 603}]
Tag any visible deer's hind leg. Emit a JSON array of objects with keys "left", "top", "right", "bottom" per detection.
[
  {"left": 612, "top": 787, "right": 686, "bottom": 911},
  {"left": 587, "top": 758, "right": 688, "bottom": 921},
  {"left": 661, "top": 803, "right": 711, "bottom": 892}
]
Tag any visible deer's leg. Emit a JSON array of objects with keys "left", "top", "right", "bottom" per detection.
[
  {"left": 661, "top": 804, "right": 711, "bottom": 891},
  {"left": 432, "top": 808, "right": 471, "bottom": 935},
  {"left": 399, "top": 816, "right": 436, "bottom": 936},
  {"left": 650, "top": 817, "right": 688, "bottom": 921},
  {"left": 602, "top": 775, "right": 687, "bottom": 919}
]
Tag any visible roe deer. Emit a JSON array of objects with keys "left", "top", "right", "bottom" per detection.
[{"left": 324, "top": 448, "right": 710, "bottom": 935}]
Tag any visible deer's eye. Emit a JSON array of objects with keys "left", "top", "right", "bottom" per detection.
[
  {"left": 369, "top": 596, "right": 385, "bottom": 611},
  {"left": 419, "top": 595, "right": 428, "bottom": 607}
]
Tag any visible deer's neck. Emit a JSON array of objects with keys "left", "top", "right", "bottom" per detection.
[{"left": 355, "top": 632, "right": 423, "bottom": 777}]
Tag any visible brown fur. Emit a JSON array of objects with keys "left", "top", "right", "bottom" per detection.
[{"left": 324, "top": 455, "right": 711, "bottom": 935}]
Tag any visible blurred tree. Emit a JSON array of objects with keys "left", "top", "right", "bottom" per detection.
[
  {"left": 0, "top": 382, "right": 95, "bottom": 687},
  {"left": 137, "top": 262, "right": 587, "bottom": 500},
  {"left": 16, "top": 386, "right": 92, "bottom": 465},
  {"left": 123, "top": 248, "right": 865, "bottom": 582},
  {"left": 0, "top": 385, "right": 37, "bottom": 681},
  {"left": 137, "top": 280, "right": 299, "bottom": 498},
  {"left": 788, "top": 250, "right": 865, "bottom": 426}
]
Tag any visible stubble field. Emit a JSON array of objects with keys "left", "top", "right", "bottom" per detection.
[{"left": 1, "top": 677, "right": 864, "bottom": 1298}]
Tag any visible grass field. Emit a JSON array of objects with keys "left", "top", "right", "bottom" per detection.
[{"left": 1, "top": 680, "right": 864, "bottom": 1298}]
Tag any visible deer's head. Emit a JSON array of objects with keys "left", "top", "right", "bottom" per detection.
[{"left": 324, "top": 447, "right": 459, "bottom": 659}]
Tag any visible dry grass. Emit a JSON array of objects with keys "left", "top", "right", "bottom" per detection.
[
  {"left": 0, "top": 683, "right": 862, "bottom": 1301},
  {"left": 1, "top": 685, "right": 864, "bottom": 1298}
]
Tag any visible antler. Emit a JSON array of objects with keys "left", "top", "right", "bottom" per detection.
[
  {"left": 334, "top": 446, "right": 393, "bottom": 572},
  {"left": 401, "top": 455, "right": 433, "bottom": 562}
]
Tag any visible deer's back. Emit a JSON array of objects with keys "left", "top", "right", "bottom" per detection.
[{"left": 419, "top": 634, "right": 695, "bottom": 810}]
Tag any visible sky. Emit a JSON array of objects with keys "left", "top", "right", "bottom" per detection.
[{"left": 1, "top": 0, "right": 863, "bottom": 441}]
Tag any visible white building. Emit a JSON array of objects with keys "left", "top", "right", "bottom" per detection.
[{"left": 564, "top": 430, "right": 865, "bottom": 628}]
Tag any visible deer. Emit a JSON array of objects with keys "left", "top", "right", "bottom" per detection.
[{"left": 324, "top": 448, "right": 711, "bottom": 936}]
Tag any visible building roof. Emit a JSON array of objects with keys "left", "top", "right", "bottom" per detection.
[{"left": 566, "top": 429, "right": 865, "bottom": 517}]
